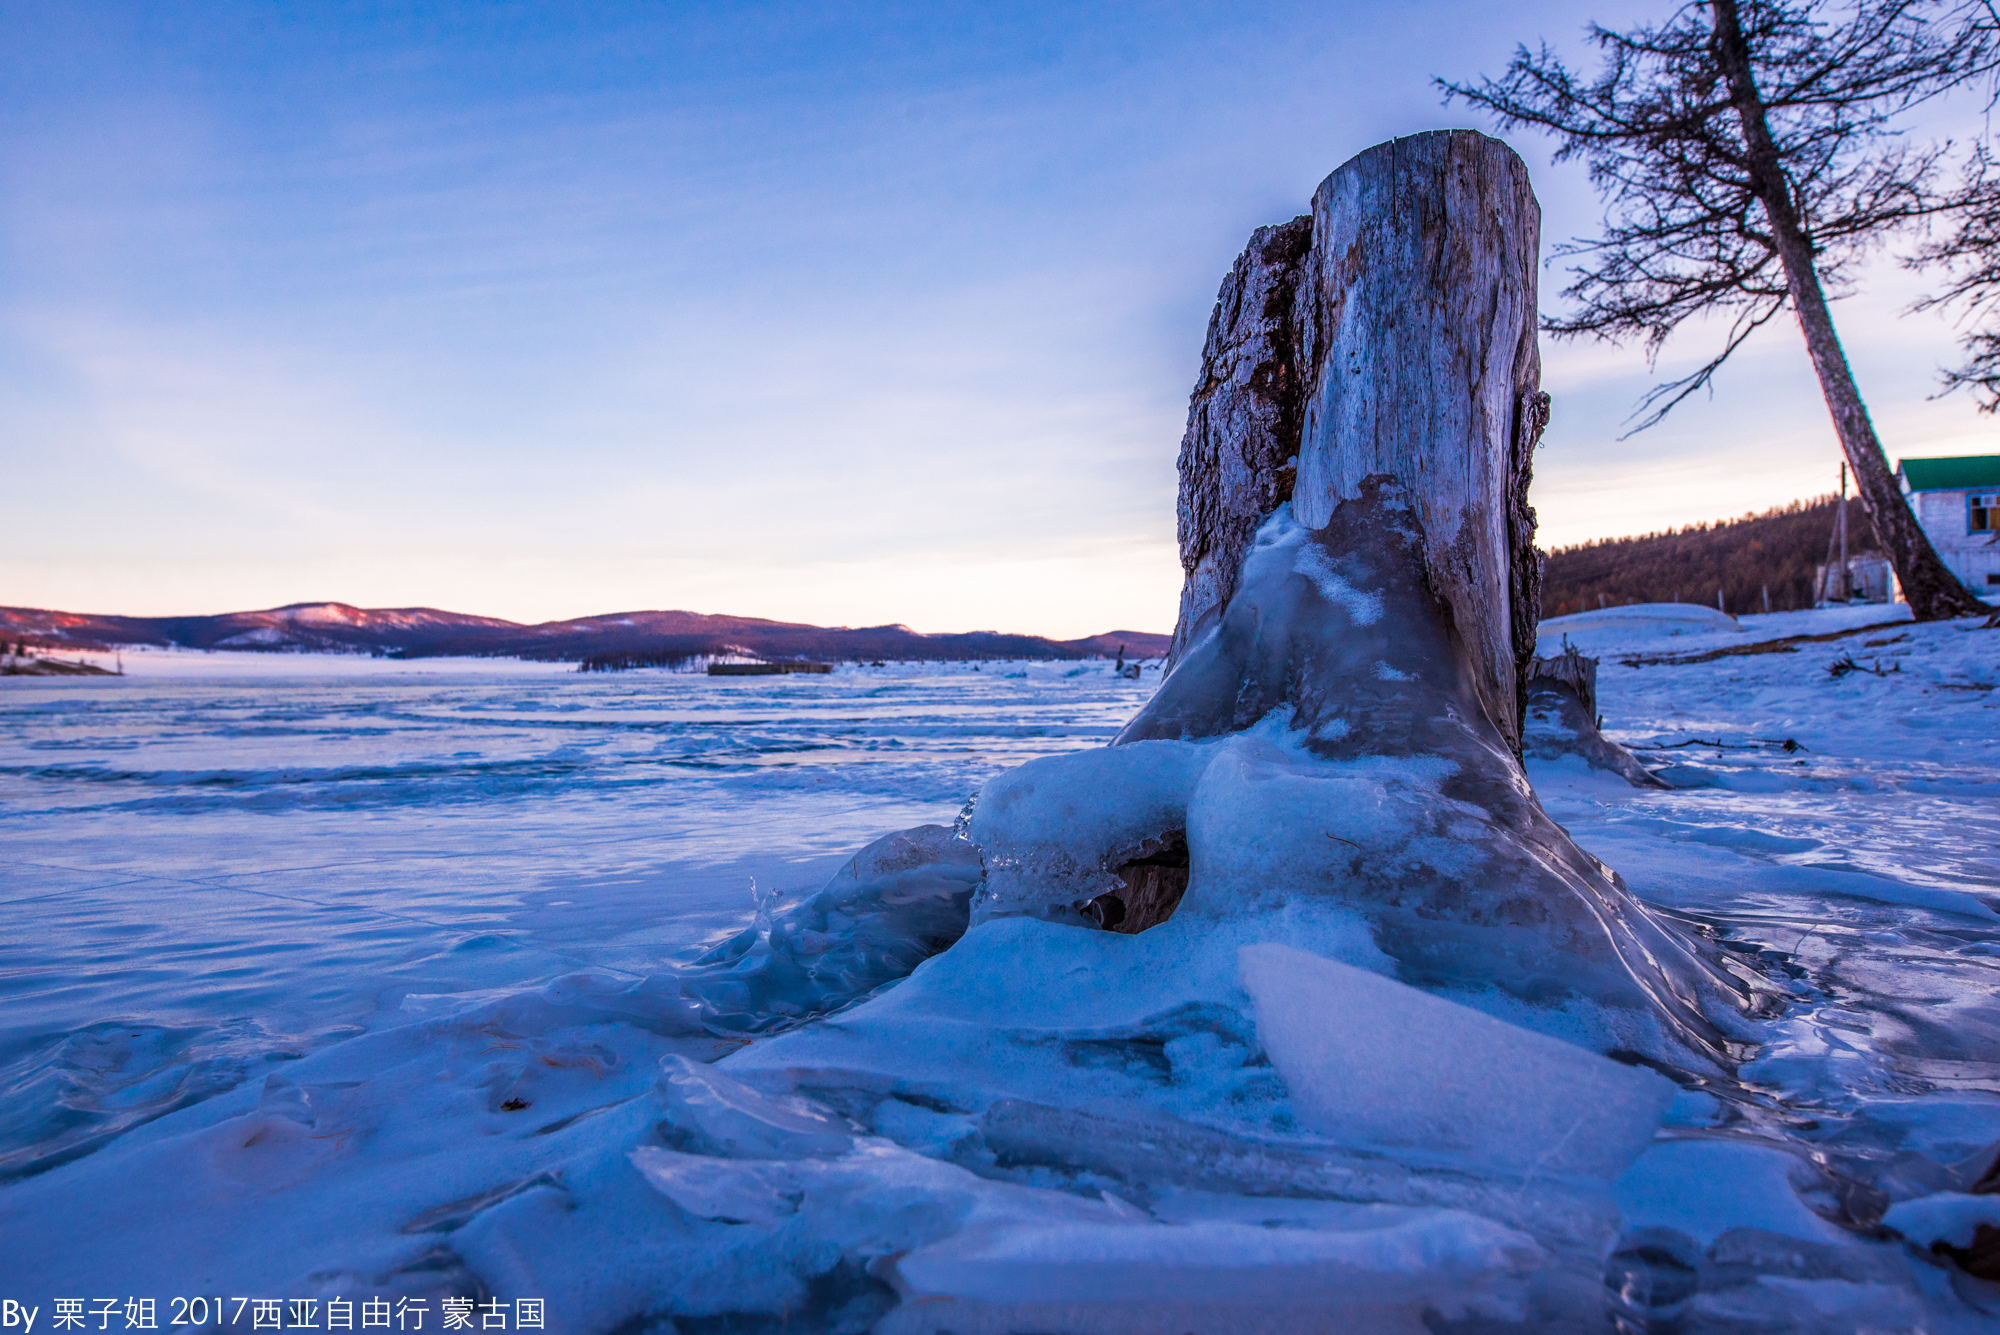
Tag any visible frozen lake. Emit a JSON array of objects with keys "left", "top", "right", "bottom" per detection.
[
  {"left": 2, "top": 613, "right": 1998, "bottom": 1330},
  {"left": 0, "top": 657, "right": 1158, "bottom": 1181}
]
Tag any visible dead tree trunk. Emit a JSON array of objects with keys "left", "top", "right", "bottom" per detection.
[
  {"left": 1292, "top": 132, "right": 1548, "bottom": 754},
  {"left": 1170, "top": 135, "right": 1548, "bottom": 748},
  {"left": 970, "top": 131, "right": 1769, "bottom": 1075},
  {"left": 1154, "top": 132, "right": 1546, "bottom": 755}
]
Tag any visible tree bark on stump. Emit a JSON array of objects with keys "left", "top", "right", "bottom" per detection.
[
  {"left": 970, "top": 131, "right": 1769, "bottom": 1076},
  {"left": 1170, "top": 217, "right": 1313, "bottom": 667}
]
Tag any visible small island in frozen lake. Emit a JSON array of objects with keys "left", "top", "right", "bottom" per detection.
[{"left": 12, "top": 132, "right": 2000, "bottom": 1333}]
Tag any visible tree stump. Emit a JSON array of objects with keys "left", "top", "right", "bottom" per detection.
[
  {"left": 970, "top": 131, "right": 1767, "bottom": 1074},
  {"left": 1170, "top": 133, "right": 1545, "bottom": 753},
  {"left": 1523, "top": 645, "right": 1667, "bottom": 788}
]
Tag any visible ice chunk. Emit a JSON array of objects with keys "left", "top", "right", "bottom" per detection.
[
  {"left": 1238, "top": 943, "right": 1676, "bottom": 1179},
  {"left": 980, "top": 1096, "right": 1420, "bottom": 1204},
  {"left": 976, "top": 1095, "right": 1622, "bottom": 1257},
  {"left": 1613, "top": 1140, "right": 1853, "bottom": 1247},
  {"left": 632, "top": 1133, "right": 1173, "bottom": 1280},
  {"left": 655, "top": 1055, "right": 855, "bottom": 1158},
  {"left": 891, "top": 1211, "right": 1544, "bottom": 1307},
  {"left": 1882, "top": 1192, "right": 2000, "bottom": 1250},
  {"left": 629, "top": 1148, "right": 802, "bottom": 1226}
]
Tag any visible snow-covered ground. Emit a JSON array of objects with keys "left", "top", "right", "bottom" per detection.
[{"left": 1, "top": 614, "right": 1996, "bottom": 1331}]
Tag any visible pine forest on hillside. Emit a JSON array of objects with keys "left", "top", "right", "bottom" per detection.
[{"left": 1542, "top": 495, "right": 1844, "bottom": 618}]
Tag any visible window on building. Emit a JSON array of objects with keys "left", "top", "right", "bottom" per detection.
[{"left": 1972, "top": 493, "right": 1996, "bottom": 533}]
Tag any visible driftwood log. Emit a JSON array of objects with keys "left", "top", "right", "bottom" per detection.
[{"left": 971, "top": 131, "right": 1768, "bottom": 1075}]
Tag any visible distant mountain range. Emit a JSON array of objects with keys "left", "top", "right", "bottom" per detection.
[{"left": 0, "top": 602, "right": 1172, "bottom": 664}]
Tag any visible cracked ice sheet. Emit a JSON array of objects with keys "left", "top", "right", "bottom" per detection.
[
  {"left": 690, "top": 916, "right": 1651, "bottom": 1320},
  {"left": 654, "top": 939, "right": 1609, "bottom": 1328},
  {"left": 725, "top": 906, "right": 1389, "bottom": 1126}
]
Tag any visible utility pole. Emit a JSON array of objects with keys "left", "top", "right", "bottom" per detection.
[{"left": 1839, "top": 462, "right": 1850, "bottom": 599}]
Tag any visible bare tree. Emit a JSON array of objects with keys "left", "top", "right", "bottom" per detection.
[
  {"left": 1913, "top": 138, "right": 2000, "bottom": 401},
  {"left": 1444, "top": 0, "right": 1992, "bottom": 620}
]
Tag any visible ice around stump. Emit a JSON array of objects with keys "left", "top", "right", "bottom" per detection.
[
  {"left": 674, "top": 823, "right": 982, "bottom": 1032},
  {"left": 971, "top": 496, "right": 1768, "bottom": 1077},
  {"left": 1239, "top": 942, "right": 1676, "bottom": 1179},
  {"left": 964, "top": 130, "right": 1769, "bottom": 1076}
]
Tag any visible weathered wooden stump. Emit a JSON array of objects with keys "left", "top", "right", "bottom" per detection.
[
  {"left": 970, "top": 131, "right": 1769, "bottom": 1074},
  {"left": 1167, "top": 132, "right": 1545, "bottom": 750}
]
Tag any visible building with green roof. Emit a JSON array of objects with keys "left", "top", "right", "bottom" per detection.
[{"left": 1896, "top": 454, "right": 2000, "bottom": 592}]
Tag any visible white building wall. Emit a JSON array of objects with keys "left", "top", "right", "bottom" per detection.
[{"left": 1909, "top": 487, "right": 2000, "bottom": 591}]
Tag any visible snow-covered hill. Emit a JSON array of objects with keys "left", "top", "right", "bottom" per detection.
[{"left": 0, "top": 601, "right": 1172, "bottom": 661}]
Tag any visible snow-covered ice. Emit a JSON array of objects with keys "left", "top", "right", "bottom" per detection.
[{"left": 2, "top": 610, "right": 1998, "bottom": 1331}]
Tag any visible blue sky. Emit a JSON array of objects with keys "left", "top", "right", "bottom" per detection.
[{"left": 6, "top": 1, "right": 1996, "bottom": 637}]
